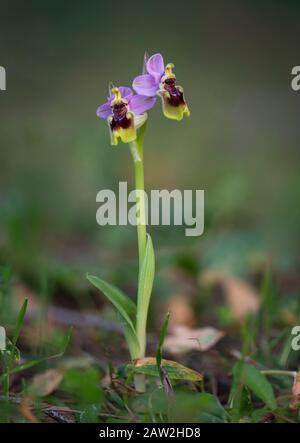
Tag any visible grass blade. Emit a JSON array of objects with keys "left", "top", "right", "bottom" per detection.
[
  {"left": 12, "top": 298, "right": 28, "bottom": 347},
  {"left": 156, "top": 312, "right": 171, "bottom": 394},
  {"left": 156, "top": 311, "right": 170, "bottom": 370},
  {"left": 230, "top": 361, "right": 277, "bottom": 411}
]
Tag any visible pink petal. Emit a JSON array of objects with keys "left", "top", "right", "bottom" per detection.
[
  {"left": 118, "top": 86, "right": 133, "bottom": 101},
  {"left": 132, "top": 74, "right": 159, "bottom": 97},
  {"left": 96, "top": 101, "right": 111, "bottom": 119},
  {"left": 129, "top": 95, "right": 157, "bottom": 115},
  {"left": 146, "top": 53, "right": 164, "bottom": 83}
]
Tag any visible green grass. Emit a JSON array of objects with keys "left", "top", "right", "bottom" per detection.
[{"left": 0, "top": 260, "right": 299, "bottom": 423}]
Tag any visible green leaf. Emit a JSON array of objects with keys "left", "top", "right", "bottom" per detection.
[
  {"left": 170, "top": 393, "right": 230, "bottom": 423},
  {"left": 80, "top": 405, "right": 102, "bottom": 423},
  {"left": 59, "top": 326, "right": 73, "bottom": 354},
  {"left": 136, "top": 234, "right": 155, "bottom": 353},
  {"left": 12, "top": 298, "right": 28, "bottom": 346},
  {"left": 229, "top": 385, "right": 253, "bottom": 422},
  {"left": 63, "top": 367, "right": 103, "bottom": 407},
  {"left": 126, "top": 357, "right": 203, "bottom": 382},
  {"left": 230, "top": 362, "right": 277, "bottom": 411},
  {"left": 156, "top": 312, "right": 170, "bottom": 368},
  {"left": 138, "top": 234, "right": 155, "bottom": 315},
  {"left": 117, "top": 313, "right": 140, "bottom": 359},
  {"left": 87, "top": 273, "right": 136, "bottom": 317},
  {"left": 156, "top": 312, "right": 172, "bottom": 396},
  {"left": 86, "top": 274, "right": 139, "bottom": 357}
]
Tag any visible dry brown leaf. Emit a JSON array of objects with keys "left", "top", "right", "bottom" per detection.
[
  {"left": 223, "top": 277, "right": 259, "bottom": 320},
  {"left": 167, "top": 295, "right": 196, "bottom": 328},
  {"left": 201, "top": 270, "right": 259, "bottom": 320},
  {"left": 290, "top": 371, "right": 300, "bottom": 410},
  {"left": 28, "top": 369, "right": 64, "bottom": 398},
  {"left": 19, "top": 397, "right": 39, "bottom": 423},
  {"left": 163, "top": 325, "right": 224, "bottom": 355}
]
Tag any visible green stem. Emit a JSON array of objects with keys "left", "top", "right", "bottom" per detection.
[
  {"left": 130, "top": 141, "right": 147, "bottom": 271},
  {"left": 130, "top": 125, "right": 148, "bottom": 393},
  {"left": 2, "top": 354, "right": 10, "bottom": 400},
  {"left": 134, "top": 373, "right": 146, "bottom": 393}
]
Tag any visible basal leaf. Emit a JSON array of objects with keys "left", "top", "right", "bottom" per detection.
[
  {"left": 87, "top": 273, "right": 136, "bottom": 321},
  {"left": 117, "top": 313, "right": 140, "bottom": 359},
  {"left": 136, "top": 234, "right": 155, "bottom": 353},
  {"left": 126, "top": 357, "right": 203, "bottom": 382},
  {"left": 86, "top": 274, "right": 139, "bottom": 356}
]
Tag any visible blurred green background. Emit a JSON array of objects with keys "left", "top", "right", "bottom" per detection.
[{"left": 0, "top": 0, "right": 300, "bottom": 287}]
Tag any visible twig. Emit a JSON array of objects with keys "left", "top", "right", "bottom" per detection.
[{"left": 44, "top": 409, "right": 75, "bottom": 423}]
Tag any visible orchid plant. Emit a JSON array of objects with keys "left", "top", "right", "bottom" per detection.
[{"left": 87, "top": 53, "right": 189, "bottom": 392}]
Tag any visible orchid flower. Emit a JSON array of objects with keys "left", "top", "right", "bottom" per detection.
[
  {"left": 132, "top": 53, "right": 190, "bottom": 121},
  {"left": 96, "top": 86, "right": 156, "bottom": 145}
]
